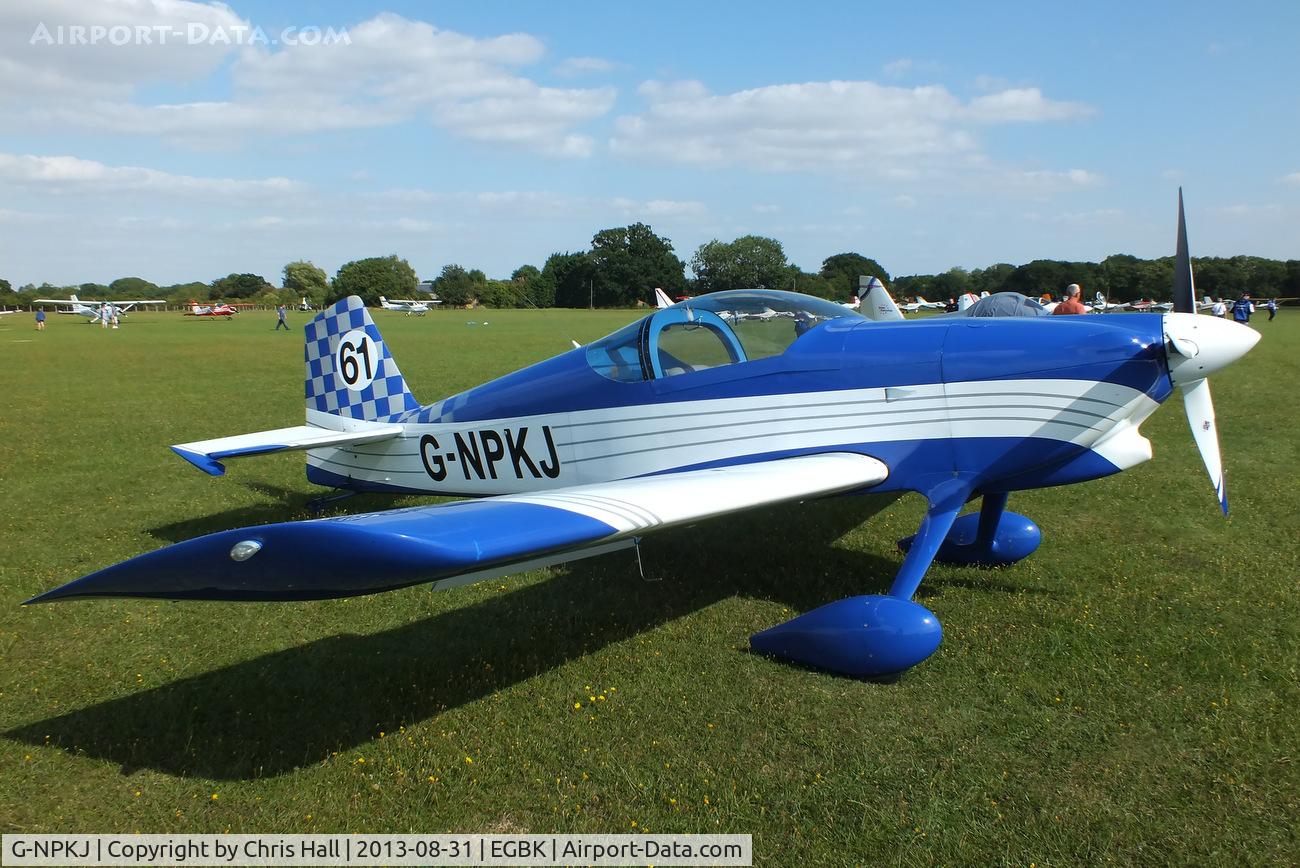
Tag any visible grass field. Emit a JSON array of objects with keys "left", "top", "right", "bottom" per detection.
[{"left": 1, "top": 307, "right": 1295, "bottom": 864}]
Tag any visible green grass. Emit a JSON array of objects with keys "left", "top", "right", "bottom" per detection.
[{"left": 1, "top": 308, "right": 1296, "bottom": 864}]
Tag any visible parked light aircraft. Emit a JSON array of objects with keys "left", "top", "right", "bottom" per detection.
[
  {"left": 379, "top": 296, "right": 432, "bottom": 316},
  {"left": 29, "top": 192, "right": 1260, "bottom": 679},
  {"left": 898, "top": 295, "right": 946, "bottom": 313},
  {"left": 34, "top": 294, "right": 165, "bottom": 322},
  {"left": 186, "top": 301, "right": 237, "bottom": 318},
  {"left": 1089, "top": 292, "right": 1130, "bottom": 312}
]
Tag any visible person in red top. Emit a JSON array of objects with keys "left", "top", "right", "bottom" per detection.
[{"left": 1052, "top": 283, "right": 1089, "bottom": 315}]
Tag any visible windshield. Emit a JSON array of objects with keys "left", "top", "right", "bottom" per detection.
[
  {"left": 585, "top": 289, "right": 861, "bottom": 382},
  {"left": 688, "top": 290, "right": 863, "bottom": 360}
]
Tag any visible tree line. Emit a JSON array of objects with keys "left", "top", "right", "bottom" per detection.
[{"left": 4, "top": 225, "right": 1296, "bottom": 310}]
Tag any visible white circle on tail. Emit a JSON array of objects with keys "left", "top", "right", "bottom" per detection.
[{"left": 334, "top": 328, "right": 378, "bottom": 391}]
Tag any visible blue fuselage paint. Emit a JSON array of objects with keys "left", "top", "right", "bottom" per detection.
[{"left": 309, "top": 312, "right": 1172, "bottom": 501}]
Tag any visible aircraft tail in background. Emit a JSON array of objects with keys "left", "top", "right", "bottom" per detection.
[{"left": 859, "top": 276, "right": 904, "bottom": 322}]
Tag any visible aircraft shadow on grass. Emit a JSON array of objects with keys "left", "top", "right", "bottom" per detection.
[{"left": 4, "top": 491, "right": 1048, "bottom": 782}]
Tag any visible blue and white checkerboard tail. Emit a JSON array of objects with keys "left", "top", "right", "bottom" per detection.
[{"left": 304, "top": 296, "right": 421, "bottom": 422}]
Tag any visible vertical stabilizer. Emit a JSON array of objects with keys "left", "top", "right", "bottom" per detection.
[
  {"left": 859, "top": 276, "right": 904, "bottom": 322},
  {"left": 304, "top": 296, "right": 420, "bottom": 422}
]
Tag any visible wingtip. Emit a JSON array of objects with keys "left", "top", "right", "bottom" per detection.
[{"left": 170, "top": 445, "right": 226, "bottom": 476}]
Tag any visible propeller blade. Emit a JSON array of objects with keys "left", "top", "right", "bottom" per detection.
[
  {"left": 1173, "top": 188, "right": 1197, "bottom": 314},
  {"left": 1181, "top": 377, "right": 1228, "bottom": 515}
]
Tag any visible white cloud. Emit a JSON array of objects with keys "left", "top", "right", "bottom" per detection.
[
  {"left": 752, "top": 204, "right": 782, "bottom": 214},
  {"left": 965, "top": 88, "right": 1092, "bottom": 123},
  {"left": 1, "top": 10, "right": 615, "bottom": 157},
  {"left": 882, "top": 59, "right": 914, "bottom": 78},
  {"left": 554, "top": 56, "right": 617, "bottom": 77},
  {"left": 0, "top": 0, "right": 248, "bottom": 97},
  {"left": 0, "top": 152, "right": 303, "bottom": 198},
  {"left": 611, "top": 79, "right": 1093, "bottom": 179},
  {"left": 1282, "top": 172, "right": 1300, "bottom": 186},
  {"left": 883, "top": 58, "right": 943, "bottom": 79},
  {"left": 1003, "top": 168, "right": 1103, "bottom": 191}
]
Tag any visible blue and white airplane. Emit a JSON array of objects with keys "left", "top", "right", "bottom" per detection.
[{"left": 28, "top": 193, "right": 1260, "bottom": 678}]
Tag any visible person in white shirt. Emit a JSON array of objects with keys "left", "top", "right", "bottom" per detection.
[{"left": 1211, "top": 298, "right": 1227, "bottom": 318}]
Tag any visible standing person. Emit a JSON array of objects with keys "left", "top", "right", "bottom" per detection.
[
  {"left": 1232, "top": 292, "right": 1254, "bottom": 324},
  {"left": 1052, "top": 283, "right": 1089, "bottom": 315},
  {"left": 35, "top": 306, "right": 45, "bottom": 331},
  {"left": 274, "top": 303, "right": 290, "bottom": 331},
  {"left": 110, "top": 307, "right": 120, "bottom": 329},
  {"left": 1211, "top": 297, "right": 1227, "bottom": 318},
  {"left": 1266, "top": 298, "right": 1278, "bottom": 321},
  {"left": 100, "top": 302, "right": 110, "bottom": 328}
]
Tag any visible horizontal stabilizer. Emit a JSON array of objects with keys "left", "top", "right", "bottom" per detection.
[
  {"left": 29, "top": 452, "right": 887, "bottom": 603},
  {"left": 172, "top": 424, "right": 403, "bottom": 476}
]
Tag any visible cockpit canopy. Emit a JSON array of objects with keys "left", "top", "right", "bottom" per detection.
[{"left": 586, "top": 290, "right": 863, "bottom": 382}]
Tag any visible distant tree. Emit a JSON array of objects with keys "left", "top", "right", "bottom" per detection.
[
  {"left": 108, "top": 276, "right": 160, "bottom": 297},
  {"left": 1284, "top": 260, "right": 1300, "bottom": 298},
  {"left": 1003, "top": 260, "right": 1073, "bottom": 299},
  {"left": 544, "top": 252, "right": 597, "bottom": 308},
  {"left": 927, "top": 267, "right": 974, "bottom": 301},
  {"left": 690, "top": 235, "right": 788, "bottom": 292},
  {"left": 785, "top": 267, "right": 836, "bottom": 299},
  {"left": 1099, "top": 255, "right": 1143, "bottom": 301},
  {"left": 163, "top": 281, "right": 212, "bottom": 305},
  {"left": 510, "top": 264, "right": 551, "bottom": 308},
  {"left": 819, "top": 253, "right": 891, "bottom": 298},
  {"left": 0, "top": 278, "right": 10, "bottom": 293},
  {"left": 283, "top": 260, "right": 330, "bottom": 306},
  {"left": 79, "top": 282, "right": 110, "bottom": 297},
  {"left": 970, "top": 263, "right": 1015, "bottom": 295},
  {"left": 330, "top": 255, "right": 418, "bottom": 306},
  {"left": 432, "top": 264, "right": 479, "bottom": 307},
  {"left": 585, "top": 222, "right": 687, "bottom": 307},
  {"left": 211, "top": 273, "right": 272, "bottom": 299}
]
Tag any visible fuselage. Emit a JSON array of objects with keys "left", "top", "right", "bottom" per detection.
[{"left": 306, "top": 311, "right": 1174, "bottom": 502}]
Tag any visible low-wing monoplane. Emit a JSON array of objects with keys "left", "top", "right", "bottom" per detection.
[
  {"left": 379, "top": 296, "right": 432, "bottom": 316},
  {"left": 34, "top": 294, "right": 165, "bottom": 322},
  {"left": 186, "top": 300, "right": 237, "bottom": 318},
  {"left": 28, "top": 193, "right": 1261, "bottom": 679}
]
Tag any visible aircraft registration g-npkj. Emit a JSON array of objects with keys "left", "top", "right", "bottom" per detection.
[{"left": 28, "top": 193, "right": 1262, "bottom": 678}]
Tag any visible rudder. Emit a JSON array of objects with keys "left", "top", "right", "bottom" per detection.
[{"left": 304, "top": 296, "right": 420, "bottom": 421}]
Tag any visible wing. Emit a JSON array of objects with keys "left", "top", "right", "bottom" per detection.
[
  {"left": 172, "top": 424, "right": 404, "bottom": 476},
  {"left": 28, "top": 452, "right": 887, "bottom": 603}
]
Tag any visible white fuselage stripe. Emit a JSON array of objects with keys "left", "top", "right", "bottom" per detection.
[{"left": 305, "top": 378, "right": 1158, "bottom": 494}]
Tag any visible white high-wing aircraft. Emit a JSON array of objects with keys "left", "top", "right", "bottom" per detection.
[
  {"left": 379, "top": 296, "right": 431, "bottom": 316},
  {"left": 897, "top": 295, "right": 947, "bottom": 314},
  {"left": 34, "top": 294, "right": 164, "bottom": 322},
  {"left": 654, "top": 287, "right": 674, "bottom": 309}
]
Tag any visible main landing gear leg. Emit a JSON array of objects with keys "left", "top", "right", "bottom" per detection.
[
  {"left": 750, "top": 478, "right": 972, "bottom": 679},
  {"left": 899, "top": 490, "right": 1042, "bottom": 568}
]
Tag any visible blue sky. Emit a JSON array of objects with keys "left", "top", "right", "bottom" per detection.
[{"left": 1, "top": 0, "right": 1296, "bottom": 288}]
